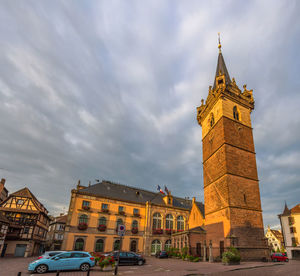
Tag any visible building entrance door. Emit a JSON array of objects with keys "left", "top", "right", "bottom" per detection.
[
  {"left": 1, "top": 244, "right": 7, "bottom": 257},
  {"left": 14, "top": 244, "right": 27, "bottom": 257}
]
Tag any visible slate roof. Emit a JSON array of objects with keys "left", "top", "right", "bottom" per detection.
[
  {"left": 78, "top": 180, "right": 205, "bottom": 217},
  {"left": 213, "top": 51, "right": 231, "bottom": 89}
]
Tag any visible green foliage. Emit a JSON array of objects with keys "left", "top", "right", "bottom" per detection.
[
  {"left": 167, "top": 247, "right": 181, "bottom": 257},
  {"left": 181, "top": 247, "right": 188, "bottom": 258},
  {"left": 222, "top": 247, "right": 241, "bottom": 263},
  {"left": 276, "top": 248, "right": 280, "bottom": 253},
  {"left": 280, "top": 246, "right": 286, "bottom": 254},
  {"left": 192, "top": 257, "right": 200, "bottom": 262},
  {"left": 98, "top": 256, "right": 115, "bottom": 268}
]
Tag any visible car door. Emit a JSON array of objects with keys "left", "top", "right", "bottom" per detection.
[
  {"left": 119, "top": 252, "right": 127, "bottom": 265},
  {"left": 70, "top": 252, "right": 88, "bottom": 269},
  {"left": 52, "top": 252, "right": 73, "bottom": 270},
  {"left": 127, "top": 252, "right": 137, "bottom": 265}
]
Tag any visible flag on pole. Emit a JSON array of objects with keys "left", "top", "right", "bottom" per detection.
[
  {"left": 164, "top": 185, "right": 169, "bottom": 195},
  {"left": 157, "top": 185, "right": 165, "bottom": 195}
]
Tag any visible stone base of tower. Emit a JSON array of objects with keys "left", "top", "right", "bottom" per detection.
[
  {"left": 204, "top": 223, "right": 270, "bottom": 261},
  {"left": 237, "top": 247, "right": 270, "bottom": 261}
]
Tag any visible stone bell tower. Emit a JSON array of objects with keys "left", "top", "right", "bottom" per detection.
[{"left": 196, "top": 36, "right": 269, "bottom": 260}]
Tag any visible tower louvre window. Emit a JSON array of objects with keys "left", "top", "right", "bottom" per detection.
[
  {"left": 233, "top": 106, "right": 240, "bottom": 121},
  {"left": 210, "top": 113, "right": 215, "bottom": 127}
]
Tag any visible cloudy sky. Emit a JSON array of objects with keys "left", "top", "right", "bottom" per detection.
[{"left": 0, "top": 0, "right": 299, "bottom": 229}]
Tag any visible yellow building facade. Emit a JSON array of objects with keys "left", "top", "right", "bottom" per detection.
[
  {"left": 279, "top": 203, "right": 300, "bottom": 259},
  {"left": 62, "top": 180, "right": 204, "bottom": 256}
]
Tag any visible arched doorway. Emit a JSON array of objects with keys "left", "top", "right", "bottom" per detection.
[
  {"left": 151, "top": 240, "right": 161, "bottom": 255},
  {"left": 130, "top": 240, "right": 137, "bottom": 252}
]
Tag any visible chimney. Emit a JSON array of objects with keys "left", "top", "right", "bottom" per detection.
[{"left": 0, "top": 178, "right": 6, "bottom": 195}]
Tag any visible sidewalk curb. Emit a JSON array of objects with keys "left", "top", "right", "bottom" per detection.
[{"left": 227, "top": 262, "right": 284, "bottom": 272}]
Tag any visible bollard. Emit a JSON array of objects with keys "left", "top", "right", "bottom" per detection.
[
  {"left": 56, "top": 271, "right": 60, "bottom": 276},
  {"left": 17, "top": 272, "right": 21, "bottom": 276},
  {"left": 87, "top": 269, "right": 90, "bottom": 276}
]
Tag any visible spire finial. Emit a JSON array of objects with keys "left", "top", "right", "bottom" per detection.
[{"left": 218, "top": 32, "right": 222, "bottom": 53}]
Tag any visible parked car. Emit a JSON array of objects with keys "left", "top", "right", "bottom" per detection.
[
  {"left": 271, "top": 253, "right": 289, "bottom": 262},
  {"left": 109, "top": 251, "right": 145, "bottom": 266},
  {"left": 28, "top": 251, "right": 95, "bottom": 274},
  {"left": 37, "top": 251, "right": 66, "bottom": 259},
  {"left": 155, "top": 251, "right": 168, "bottom": 258}
]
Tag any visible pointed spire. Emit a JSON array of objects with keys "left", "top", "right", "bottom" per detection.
[
  {"left": 213, "top": 33, "right": 231, "bottom": 89},
  {"left": 282, "top": 201, "right": 290, "bottom": 216}
]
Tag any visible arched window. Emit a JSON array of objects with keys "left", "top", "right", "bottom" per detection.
[
  {"left": 233, "top": 106, "right": 239, "bottom": 120},
  {"left": 151, "top": 239, "right": 162, "bottom": 254},
  {"left": 152, "top": 213, "right": 162, "bottom": 229},
  {"left": 116, "top": 218, "right": 123, "bottom": 229},
  {"left": 98, "top": 217, "right": 106, "bottom": 226},
  {"left": 132, "top": 220, "right": 138, "bottom": 228},
  {"left": 79, "top": 214, "right": 88, "bottom": 224},
  {"left": 165, "top": 240, "right": 172, "bottom": 251},
  {"left": 210, "top": 113, "right": 215, "bottom": 127},
  {"left": 177, "top": 216, "right": 184, "bottom": 231},
  {"left": 166, "top": 214, "right": 173, "bottom": 229},
  {"left": 95, "top": 239, "right": 104, "bottom": 252},
  {"left": 74, "top": 238, "right": 84, "bottom": 251},
  {"left": 114, "top": 239, "right": 120, "bottom": 250},
  {"left": 130, "top": 240, "right": 137, "bottom": 252}
]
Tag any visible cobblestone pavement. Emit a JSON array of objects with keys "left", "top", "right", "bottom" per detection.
[{"left": 0, "top": 256, "right": 299, "bottom": 276}]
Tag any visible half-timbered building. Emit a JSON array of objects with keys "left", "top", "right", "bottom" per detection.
[{"left": 0, "top": 187, "right": 50, "bottom": 257}]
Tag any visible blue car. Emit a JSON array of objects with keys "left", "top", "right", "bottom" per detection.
[{"left": 28, "top": 251, "right": 95, "bottom": 274}]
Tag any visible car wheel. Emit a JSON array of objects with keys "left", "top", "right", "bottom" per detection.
[
  {"left": 35, "top": 264, "right": 48, "bottom": 274},
  {"left": 285, "top": 258, "right": 289, "bottom": 262},
  {"left": 138, "top": 260, "right": 143, "bottom": 266},
  {"left": 80, "top": 263, "right": 90, "bottom": 272}
]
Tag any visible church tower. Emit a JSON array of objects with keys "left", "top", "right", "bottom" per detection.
[{"left": 197, "top": 37, "right": 269, "bottom": 260}]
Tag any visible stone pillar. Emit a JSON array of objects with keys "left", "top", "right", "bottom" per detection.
[
  {"left": 203, "top": 240, "right": 206, "bottom": 262},
  {"left": 209, "top": 240, "right": 213, "bottom": 263}
]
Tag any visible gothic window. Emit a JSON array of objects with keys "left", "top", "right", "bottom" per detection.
[
  {"left": 177, "top": 216, "right": 184, "bottom": 231},
  {"left": 244, "top": 194, "right": 247, "bottom": 203},
  {"left": 78, "top": 214, "right": 88, "bottom": 224},
  {"left": 153, "top": 213, "right": 162, "bottom": 229},
  {"left": 166, "top": 214, "right": 173, "bottom": 230},
  {"left": 233, "top": 106, "right": 240, "bottom": 121},
  {"left": 98, "top": 217, "right": 106, "bottom": 226},
  {"left": 210, "top": 113, "right": 215, "bottom": 127},
  {"left": 95, "top": 239, "right": 104, "bottom": 252},
  {"left": 74, "top": 238, "right": 84, "bottom": 251}
]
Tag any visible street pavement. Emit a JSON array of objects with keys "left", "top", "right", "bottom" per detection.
[{"left": 0, "top": 256, "right": 299, "bottom": 276}]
